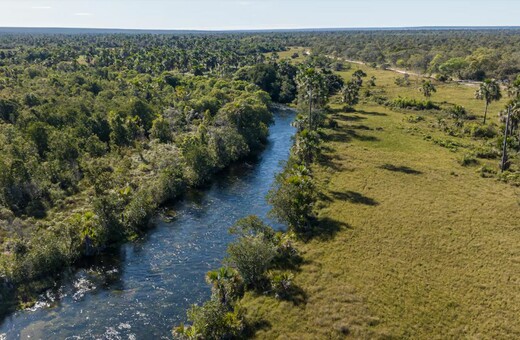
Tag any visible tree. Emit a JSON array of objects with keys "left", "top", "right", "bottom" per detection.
[
  {"left": 341, "top": 80, "right": 361, "bottom": 108},
  {"left": 439, "top": 58, "right": 469, "bottom": 79},
  {"left": 296, "top": 67, "right": 328, "bottom": 131},
  {"left": 206, "top": 267, "right": 243, "bottom": 307},
  {"left": 150, "top": 115, "right": 171, "bottom": 143},
  {"left": 267, "top": 164, "right": 316, "bottom": 234},
  {"left": 500, "top": 106, "right": 512, "bottom": 172},
  {"left": 419, "top": 80, "right": 437, "bottom": 98},
  {"left": 507, "top": 75, "right": 520, "bottom": 99},
  {"left": 368, "top": 76, "right": 377, "bottom": 87},
  {"left": 226, "top": 234, "right": 276, "bottom": 287},
  {"left": 475, "top": 79, "right": 502, "bottom": 124},
  {"left": 352, "top": 69, "right": 367, "bottom": 87}
]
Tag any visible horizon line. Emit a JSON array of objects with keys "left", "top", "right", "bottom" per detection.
[{"left": 1, "top": 25, "right": 520, "bottom": 33}]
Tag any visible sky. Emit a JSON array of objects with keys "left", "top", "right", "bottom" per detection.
[{"left": 0, "top": 0, "right": 519, "bottom": 30}]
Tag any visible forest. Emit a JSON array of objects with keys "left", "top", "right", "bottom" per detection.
[{"left": 0, "top": 28, "right": 519, "bottom": 338}]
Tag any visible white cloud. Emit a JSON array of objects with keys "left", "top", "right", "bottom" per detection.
[
  {"left": 31, "top": 6, "right": 52, "bottom": 10},
  {"left": 74, "top": 12, "right": 92, "bottom": 16}
]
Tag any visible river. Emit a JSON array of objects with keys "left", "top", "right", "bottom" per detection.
[{"left": 0, "top": 108, "right": 295, "bottom": 339}]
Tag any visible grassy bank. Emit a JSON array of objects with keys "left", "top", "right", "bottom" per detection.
[{"left": 241, "top": 63, "right": 520, "bottom": 338}]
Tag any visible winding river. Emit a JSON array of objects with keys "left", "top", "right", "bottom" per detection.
[{"left": 0, "top": 108, "right": 295, "bottom": 339}]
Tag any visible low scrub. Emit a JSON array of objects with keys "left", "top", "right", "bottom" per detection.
[
  {"left": 389, "top": 97, "right": 440, "bottom": 111},
  {"left": 464, "top": 123, "right": 498, "bottom": 139}
]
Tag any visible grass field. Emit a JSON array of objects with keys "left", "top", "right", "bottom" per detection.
[{"left": 242, "top": 62, "right": 520, "bottom": 338}]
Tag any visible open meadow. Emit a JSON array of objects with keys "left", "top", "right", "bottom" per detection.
[{"left": 242, "top": 61, "right": 520, "bottom": 339}]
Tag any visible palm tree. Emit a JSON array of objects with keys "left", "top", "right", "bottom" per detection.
[
  {"left": 475, "top": 79, "right": 502, "bottom": 124},
  {"left": 296, "top": 67, "right": 327, "bottom": 131},
  {"left": 419, "top": 80, "right": 437, "bottom": 98},
  {"left": 507, "top": 77, "right": 520, "bottom": 99},
  {"left": 206, "top": 267, "right": 241, "bottom": 306}
]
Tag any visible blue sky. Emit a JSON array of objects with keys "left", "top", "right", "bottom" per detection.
[{"left": 0, "top": 0, "right": 519, "bottom": 30}]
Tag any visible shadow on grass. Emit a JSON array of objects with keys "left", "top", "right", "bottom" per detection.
[
  {"left": 331, "top": 190, "right": 379, "bottom": 206},
  {"left": 276, "top": 284, "right": 308, "bottom": 306},
  {"left": 355, "top": 109, "right": 388, "bottom": 116},
  {"left": 347, "top": 130, "right": 380, "bottom": 142},
  {"left": 333, "top": 114, "right": 367, "bottom": 122},
  {"left": 243, "top": 319, "right": 272, "bottom": 339},
  {"left": 379, "top": 163, "right": 423, "bottom": 175},
  {"left": 273, "top": 252, "right": 308, "bottom": 273},
  {"left": 317, "top": 152, "right": 345, "bottom": 171},
  {"left": 349, "top": 124, "right": 373, "bottom": 131},
  {"left": 303, "top": 216, "right": 350, "bottom": 242},
  {"left": 324, "top": 129, "right": 379, "bottom": 143}
]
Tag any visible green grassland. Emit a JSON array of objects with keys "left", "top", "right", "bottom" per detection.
[{"left": 242, "top": 63, "right": 520, "bottom": 338}]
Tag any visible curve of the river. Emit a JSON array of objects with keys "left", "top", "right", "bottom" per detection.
[{"left": 0, "top": 108, "right": 295, "bottom": 339}]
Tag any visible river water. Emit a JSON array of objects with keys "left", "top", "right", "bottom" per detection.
[{"left": 0, "top": 109, "right": 295, "bottom": 339}]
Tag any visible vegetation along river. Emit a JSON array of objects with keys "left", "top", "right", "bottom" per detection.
[{"left": 0, "top": 108, "right": 295, "bottom": 339}]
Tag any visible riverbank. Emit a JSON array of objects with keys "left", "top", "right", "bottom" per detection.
[{"left": 241, "top": 63, "right": 520, "bottom": 338}]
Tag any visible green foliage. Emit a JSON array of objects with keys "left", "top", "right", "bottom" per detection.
[
  {"left": 390, "top": 97, "right": 440, "bottom": 111},
  {"left": 268, "top": 163, "right": 316, "bottom": 234},
  {"left": 150, "top": 115, "right": 172, "bottom": 143},
  {"left": 419, "top": 80, "right": 437, "bottom": 98},
  {"left": 268, "top": 271, "right": 294, "bottom": 299},
  {"left": 235, "top": 62, "right": 297, "bottom": 103},
  {"left": 227, "top": 233, "right": 277, "bottom": 288},
  {"left": 341, "top": 80, "right": 361, "bottom": 108},
  {"left": 206, "top": 267, "right": 244, "bottom": 306},
  {"left": 464, "top": 123, "right": 498, "bottom": 139},
  {"left": 459, "top": 153, "right": 479, "bottom": 167},
  {"left": 174, "top": 300, "right": 246, "bottom": 340}
]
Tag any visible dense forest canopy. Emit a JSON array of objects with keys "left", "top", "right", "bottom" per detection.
[{"left": 304, "top": 29, "right": 520, "bottom": 80}]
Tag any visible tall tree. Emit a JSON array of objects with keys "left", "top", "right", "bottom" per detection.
[
  {"left": 475, "top": 79, "right": 502, "bottom": 124},
  {"left": 296, "top": 67, "right": 327, "bottom": 131}
]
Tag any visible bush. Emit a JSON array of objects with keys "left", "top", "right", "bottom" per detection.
[
  {"left": 464, "top": 123, "right": 498, "bottom": 139},
  {"left": 446, "top": 105, "right": 467, "bottom": 120},
  {"left": 478, "top": 165, "right": 496, "bottom": 178},
  {"left": 390, "top": 97, "right": 440, "bottom": 111},
  {"left": 227, "top": 235, "right": 276, "bottom": 288},
  {"left": 406, "top": 115, "right": 425, "bottom": 123},
  {"left": 472, "top": 145, "right": 500, "bottom": 159},
  {"left": 269, "top": 271, "right": 294, "bottom": 299},
  {"left": 174, "top": 300, "right": 246, "bottom": 340},
  {"left": 459, "top": 153, "right": 479, "bottom": 166}
]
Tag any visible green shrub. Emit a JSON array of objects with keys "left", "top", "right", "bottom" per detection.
[
  {"left": 227, "top": 235, "right": 277, "bottom": 288},
  {"left": 478, "top": 165, "right": 496, "bottom": 178},
  {"left": 459, "top": 153, "right": 479, "bottom": 167},
  {"left": 464, "top": 123, "right": 498, "bottom": 139},
  {"left": 390, "top": 97, "right": 440, "bottom": 111},
  {"left": 268, "top": 271, "right": 294, "bottom": 299},
  {"left": 174, "top": 300, "right": 246, "bottom": 340},
  {"left": 472, "top": 145, "right": 500, "bottom": 159},
  {"left": 406, "top": 115, "right": 425, "bottom": 123}
]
